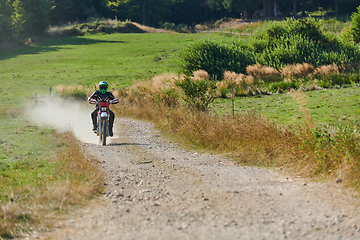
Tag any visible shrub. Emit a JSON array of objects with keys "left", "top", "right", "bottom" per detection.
[
  {"left": 178, "top": 40, "right": 256, "bottom": 80},
  {"left": 175, "top": 76, "right": 217, "bottom": 112},
  {"left": 269, "top": 81, "right": 300, "bottom": 93}
]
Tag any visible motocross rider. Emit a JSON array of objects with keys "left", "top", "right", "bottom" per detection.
[{"left": 88, "top": 81, "right": 119, "bottom": 137}]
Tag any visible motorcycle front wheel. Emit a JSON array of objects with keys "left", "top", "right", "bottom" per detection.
[{"left": 102, "top": 120, "right": 107, "bottom": 146}]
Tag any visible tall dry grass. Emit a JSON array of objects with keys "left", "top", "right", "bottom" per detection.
[
  {"left": 281, "top": 63, "right": 314, "bottom": 78},
  {"left": 246, "top": 63, "right": 280, "bottom": 79},
  {"left": 313, "top": 63, "right": 340, "bottom": 76},
  {"left": 0, "top": 132, "right": 103, "bottom": 238},
  {"left": 244, "top": 62, "right": 358, "bottom": 83},
  {"left": 56, "top": 85, "right": 94, "bottom": 101}
]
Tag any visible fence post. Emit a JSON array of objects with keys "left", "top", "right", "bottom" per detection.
[
  {"left": 35, "top": 93, "right": 37, "bottom": 105},
  {"left": 50, "top": 87, "right": 52, "bottom": 96}
]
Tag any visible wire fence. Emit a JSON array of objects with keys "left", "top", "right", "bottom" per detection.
[{"left": 33, "top": 87, "right": 53, "bottom": 105}]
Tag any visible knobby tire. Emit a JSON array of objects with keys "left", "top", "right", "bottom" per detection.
[{"left": 102, "top": 120, "right": 107, "bottom": 146}]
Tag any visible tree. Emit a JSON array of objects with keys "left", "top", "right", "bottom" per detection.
[
  {"left": 0, "top": 0, "right": 13, "bottom": 42},
  {"left": 22, "top": 0, "right": 52, "bottom": 35},
  {"left": 11, "top": 0, "right": 26, "bottom": 40},
  {"left": 51, "top": 0, "right": 108, "bottom": 24},
  {"left": 350, "top": 5, "right": 360, "bottom": 43},
  {"left": 114, "top": 0, "right": 172, "bottom": 26}
]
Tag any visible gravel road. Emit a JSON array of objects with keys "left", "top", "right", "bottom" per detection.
[{"left": 26, "top": 118, "right": 360, "bottom": 240}]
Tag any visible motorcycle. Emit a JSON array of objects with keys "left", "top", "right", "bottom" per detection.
[{"left": 90, "top": 97, "right": 114, "bottom": 146}]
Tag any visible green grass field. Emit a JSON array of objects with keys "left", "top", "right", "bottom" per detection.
[
  {"left": 212, "top": 88, "right": 360, "bottom": 127},
  {"left": 0, "top": 33, "right": 227, "bottom": 105}
]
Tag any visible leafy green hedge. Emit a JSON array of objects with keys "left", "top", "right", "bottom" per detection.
[
  {"left": 254, "top": 18, "right": 360, "bottom": 69},
  {"left": 178, "top": 40, "right": 255, "bottom": 80}
]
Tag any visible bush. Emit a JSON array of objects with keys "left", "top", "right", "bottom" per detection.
[
  {"left": 175, "top": 77, "right": 217, "bottom": 111},
  {"left": 178, "top": 40, "right": 256, "bottom": 80},
  {"left": 254, "top": 18, "right": 360, "bottom": 69}
]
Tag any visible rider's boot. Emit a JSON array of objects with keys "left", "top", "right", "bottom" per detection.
[
  {"left": 109, "top": 125, "right": 113, "bottom": 137},
  {"left": 92, "top": 124, "right": 97, "bottom": 131}
]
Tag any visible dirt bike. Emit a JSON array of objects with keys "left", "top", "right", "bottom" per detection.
[{"left": 91, "top": 97, "right": 113, "bottom": 146}]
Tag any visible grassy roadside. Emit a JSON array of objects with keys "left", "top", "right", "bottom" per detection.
[
  {"left": 0, "top": 32, "right": 230, "bottom": 238},
  {"left": 0, "top": 105, "right": 104, "bottom": 238},
  {"left": 112, "top": 73, "right": 360, "bottom": 190}
]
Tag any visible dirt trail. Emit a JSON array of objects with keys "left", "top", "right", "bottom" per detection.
[{"left": 23, "top": 118, "right": 360, "bottom": 240}]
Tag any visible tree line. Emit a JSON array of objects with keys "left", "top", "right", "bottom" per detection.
[{"left": 0, "top": 0, "right": 359, "bottom": 43}]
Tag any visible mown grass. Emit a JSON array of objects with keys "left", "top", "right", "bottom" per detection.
[
  {"left": 0, "top": 32, "right": 227, "bottom": 105},
  {"left": 212, "top": 87, "right": 360, "bottom": 127}
]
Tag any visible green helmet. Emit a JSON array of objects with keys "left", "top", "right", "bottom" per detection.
[{"left": 99, "top": 81, "right": 108, "bottom": 94}]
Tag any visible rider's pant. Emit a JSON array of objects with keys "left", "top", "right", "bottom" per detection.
[{"left": 91, "top": 108, "right": 115, "bottom": 129}]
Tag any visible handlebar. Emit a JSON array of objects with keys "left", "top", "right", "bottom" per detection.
[{"left": 90, "top": 97, "right": 117, "bottom": 105}]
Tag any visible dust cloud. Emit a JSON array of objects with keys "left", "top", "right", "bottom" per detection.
[{"left": 26, "top": 97, "right": 99, "bottom": 144}]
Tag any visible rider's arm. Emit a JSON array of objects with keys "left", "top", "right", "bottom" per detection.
[
  {"left": 88, "top": 91, "right": 98, "bottom": 104},
  {"left": 108, "top": 92, "right": 119, "bottom": 104}
]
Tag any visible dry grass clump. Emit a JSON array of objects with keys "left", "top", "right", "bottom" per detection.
[
  {"left": 221, "top": 71, "right": 258, "bottom": 97},
  {"left": 121, "top": 73, "right": 181, "bottom": 108},
  {"left": 128, "top": 73, "right": 178, "bottom": 96},
  {"left": 281, "top": 63, "right": 314, "bottom": 78},
  {"left": 125, "top": 71, "right": 210, "bottom": 100},
  {"left": 246, "top": 63, "right": 279, "bottom": 79},
  {"left": 216, "top": 81, "right": 229, "bottom": 98},
  {"left": 223, "top": 71, "right": 245, "bottom": 84},
  {"left": 191, "top": 70, "right": 209, "bottom": 81},
  {"left": 147, "top": 73, "right": 178, "bottom": 92},
  {"left": 56, "top": 85, "right": 93, "bottom": 100},
  {"left": 313, "top": 63, "right": 340, "bottom": 75},
  {"left": 0, "top": 132, "right": 103, "bottom": 238}
]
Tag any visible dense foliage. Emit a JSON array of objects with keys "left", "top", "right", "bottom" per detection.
[
  {"left": 179, "top": 40, "right": 256, "bottom": 80},
  {"left": 254, "top": 18, "right": 360, "bottom": 69},
  {"left": 179, "top": 18, "right": 360, "bottom": 79},
  {"left": 350, "top": 6, "right": 360, "bottom": 43},
  {"left": 1, "top": 0, "right": 360, "bottom": 45},
  {"left": 175, "top": 76, "right": 217, "bottom": 111}
]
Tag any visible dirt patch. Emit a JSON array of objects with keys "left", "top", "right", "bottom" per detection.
[
  {"left": 219, "top": 18, "right": 249, "bottom": 29},
  {"left": 132, "top": 22, "right": 175, "bottom": 33},
  {"left": 19, "top": 118, "right": 360, "bottom": 240}
]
